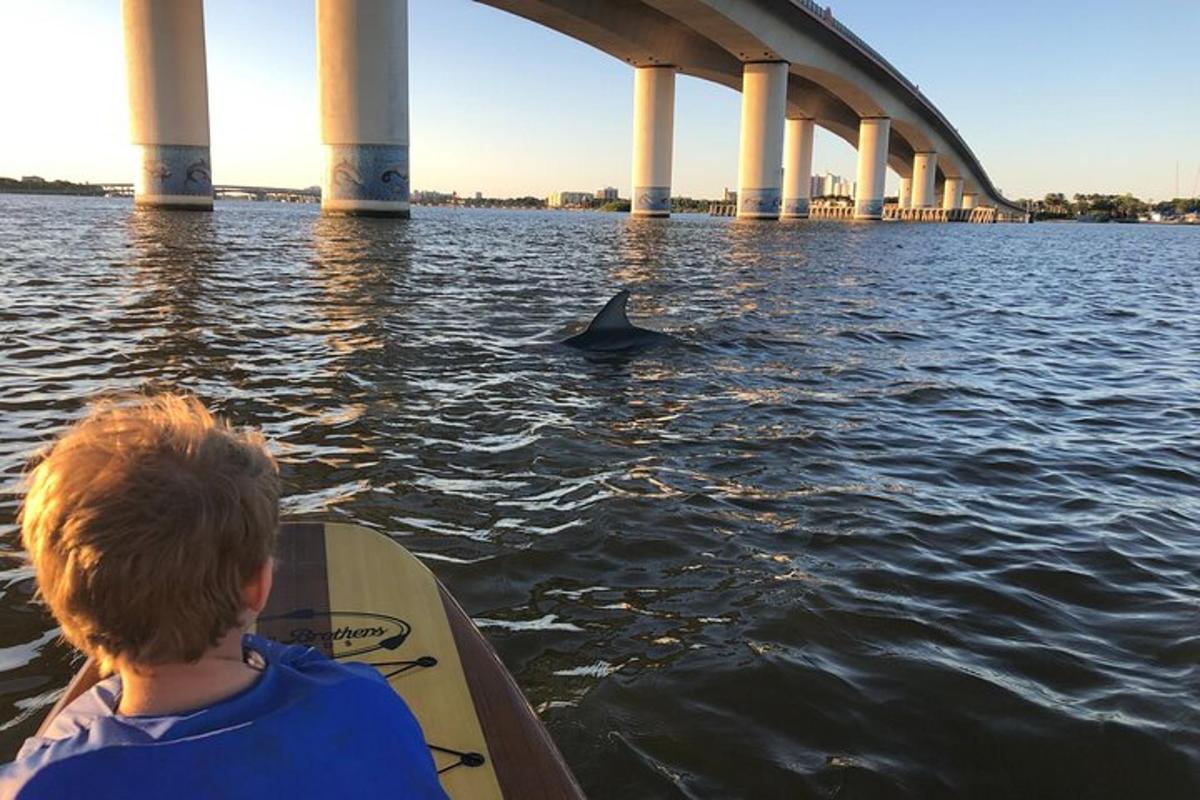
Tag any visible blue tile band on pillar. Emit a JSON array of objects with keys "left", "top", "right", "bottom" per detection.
[
  {"left": 739, "top": 188, "right": 781, "bottom": 217},
  {"left": 136, "top": 144, "right": 212, "bottom": 209},
  {"left": 855, "top": 199, "right": 884, "bottom": 219},
  {"left": 633, "top": 186, "right": 670, "bottom": 215},
  {"left": 323, "top": 144, "right": 410, "bottom": 216},
  {"left": 782, "top": 198, "right": 810, "bottom": 218}
]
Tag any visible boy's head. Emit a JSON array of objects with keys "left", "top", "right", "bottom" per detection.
[{"left": 19, "top": 394, "right": 279, "bottom": 672}]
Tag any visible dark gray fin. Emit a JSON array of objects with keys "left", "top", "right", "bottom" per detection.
[{"left": 587, "top": 290, "right": 633, "bottom": 332}]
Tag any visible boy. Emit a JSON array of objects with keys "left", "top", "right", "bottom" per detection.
[{"left": 1, "top": 395, "right": 448, "bottom": 799}]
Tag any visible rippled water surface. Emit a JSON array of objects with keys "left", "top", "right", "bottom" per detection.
[{"left": 1, "top": 195, "right": 1197, "bottom": 798}]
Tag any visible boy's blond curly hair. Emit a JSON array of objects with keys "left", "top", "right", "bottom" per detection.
[{"left": 19, "top": 394, "right": 279, "bottom": 672}]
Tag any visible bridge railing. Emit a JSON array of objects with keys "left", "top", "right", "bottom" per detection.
[{"left": 791, "top": 1, "right": 923, "bottom": 99}]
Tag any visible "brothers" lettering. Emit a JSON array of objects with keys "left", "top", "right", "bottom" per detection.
[{"left": 288, "top": 625, "right": 387, "bottom": 644}]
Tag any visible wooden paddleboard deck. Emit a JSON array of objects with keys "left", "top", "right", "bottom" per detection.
[{"left": 38, "top": 521, "right": 584, "bottom": 800}]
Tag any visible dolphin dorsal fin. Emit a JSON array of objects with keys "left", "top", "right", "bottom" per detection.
[{"left": 587, "top": 291, "right": 633, "bottom": 332}]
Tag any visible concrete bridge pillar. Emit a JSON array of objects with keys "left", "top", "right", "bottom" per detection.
[
  {"left": 943, "top": 177, "right": 964, "bottom": 210},
  {"left": 737, "top": 61, "right": 788, "bottom": 219},
  {"left": 962, "top": 192, "right": 977, "bottom": 210},
  {"left": 781, "top": 117, "right": 814, "bottom": 218},
  {"left": 853, "top": 117, "right": 890, "bottom": 220},
  {"left": 911, "top": 152, "right": 938, "bottom": 208},
  {"left": 898, "top": 177, "right": 912, "bottom": 210},
  {"left": 631, "top": 66, "right": 675, "bottom": 217},
  {"left": 122, "top": 0, "right": 212, "bottom": 210},
  {"left": 317, "top": 0, "right": 410, "bottom": 217}
]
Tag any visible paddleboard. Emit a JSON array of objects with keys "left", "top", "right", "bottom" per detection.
[{"left": 37, "top": 521, "right": 584, "bottom": 799}]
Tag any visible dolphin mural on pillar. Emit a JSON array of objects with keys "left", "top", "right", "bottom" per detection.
[{"left": 562, "top": 290, "right": 675, "bottom": 352}]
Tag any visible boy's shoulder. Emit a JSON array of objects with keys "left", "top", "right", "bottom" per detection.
[
  {"left": 1, "top": 636, "right": 430, "bottom": 799},
  {"left": 7, "top": 674, "right": 130, "bottom": 766},
  {"left": 246, "top": 634, "right": 405, "bottom": 707}
]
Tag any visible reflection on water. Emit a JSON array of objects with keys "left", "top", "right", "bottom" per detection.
[
  {"left": 125, "top": 209, "right": 223, "bottom": 387},
  {"left": 0, "top": 196, "right": 1198, "bottom": 798}
]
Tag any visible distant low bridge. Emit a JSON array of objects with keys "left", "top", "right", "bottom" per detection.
[{"left": 100, "top": 183, "right": 319, "bottom": 201}]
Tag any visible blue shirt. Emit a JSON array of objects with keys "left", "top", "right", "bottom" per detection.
[{"left": 0, "top": 634, "right": 448, "bottom": 799}]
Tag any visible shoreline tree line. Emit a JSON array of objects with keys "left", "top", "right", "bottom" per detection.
[
  {"left": 1017, "top": 193, "right": 1200, "bottom": 222},
  {"left": 5, "top": 176, "right": 1199, "bottom": 223}
]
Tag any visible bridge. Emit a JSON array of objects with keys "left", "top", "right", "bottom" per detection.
[
  {"left": 100, "top": 183, "right": 320, "bottom": 202},
  {"left": 121, "top": 0, "right": 1027, "bottom": 222}
]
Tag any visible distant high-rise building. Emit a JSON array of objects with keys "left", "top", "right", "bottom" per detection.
[
  {"left": 595, "top": 186, "right": 619, "bottom": 201},
  {"left": 547, "top": 191, "right": 594, "bottom": 208},
  {"left": 474, "top": 191, "right": 483, "bottom": 200},
  {"left": 810, "top": 172, "right": 855, "bottom": 199},
  {"left": 412, "top": 189, "right": 454, "bottom": 204},
  {"left": 821, "top": 173, "right": 836, "bottom": 197}
]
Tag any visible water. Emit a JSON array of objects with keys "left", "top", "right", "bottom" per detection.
[{"left": 1, "top": 195, "right": 1197, "bottom": 798}]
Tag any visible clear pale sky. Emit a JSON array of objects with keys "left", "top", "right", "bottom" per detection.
[{"left": 1, "top": 0, "right": 1197, "bottom": 200}]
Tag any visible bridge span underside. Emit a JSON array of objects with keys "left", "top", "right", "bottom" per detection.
[
  {"left": 477, "top": 0, "right": 1026, "bottom": 221},
  {"left": 119, "top": 0, "right": 1023, "bottom": 221}
]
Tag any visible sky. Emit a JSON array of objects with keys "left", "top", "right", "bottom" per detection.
[{"left": 0, "top": 0, "right": 1197, "bottom": 200}]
